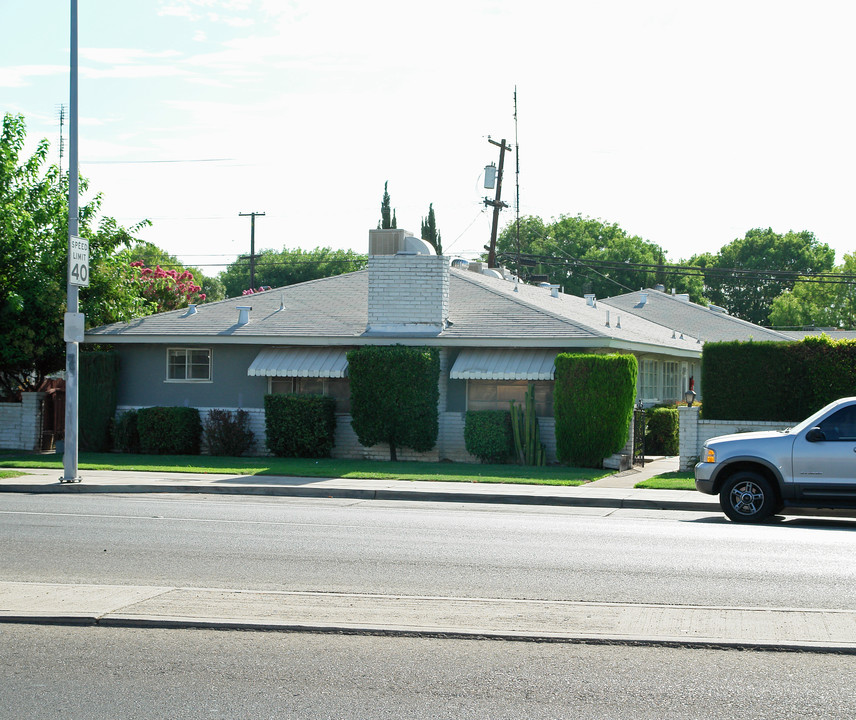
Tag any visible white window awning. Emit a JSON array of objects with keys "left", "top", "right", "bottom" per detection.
[
  {"left": 247, "top": 347, "right": 349, "bottom": 378},
  {"left": 450, "top": 349, "right": 557, "bottom": 381}
]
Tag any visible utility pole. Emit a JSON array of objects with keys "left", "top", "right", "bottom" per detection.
[
  {"left": 238, "top": 211, "right": 265, "bottom": 290},
  {"left": 484, "top": 137, "right": 512, "bottom": 268},
  {"left": 61, "top": 0, "right": 82, "bottom": 483}
]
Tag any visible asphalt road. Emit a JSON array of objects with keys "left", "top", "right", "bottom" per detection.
[
  {"left": 2, "top": 624, "right": 855, "bottom": 719},
  {"left": 2, "top": 492, "right": 855, "bottom": 610}
]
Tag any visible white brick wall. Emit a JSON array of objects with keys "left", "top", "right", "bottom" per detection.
[
  {"left": 678, "top": 406, "right": 795, "bottom": 471},
  {"left": 367, "top": 254, "right": 449, "bottom": 332},
  {"left": 0, "top": 393, "right": 46, "bottom": 451}
]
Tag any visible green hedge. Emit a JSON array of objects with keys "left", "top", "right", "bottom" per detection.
[
  {"left": 264, "top": 394, "right": 337, "bottom": 458},
  {"left": 113, "top": 409, "right": 140, "bottom": 453},
  {"left": 79, "top": 351, "right": 119, "bottom": 452},
  {"left": 554, "top": 353, "right": 638, "bottom": 467},
  {"left": 203, "top": 409, "right": 256, "bottom": 457},
  {"left": 136, "top": 406, "right": 202, "bottom": 455},
  {"left": 464, "top": 410, "right": 514, "bottom": 463},
  {"left": 702, "top": 335, "right": 856, "bottom": 420},
  {"left": 645, "top": 406, "right": 679, "bottom": 456},
  {"left": 347, "top": 345, "right": 439, "bottom": 461}
]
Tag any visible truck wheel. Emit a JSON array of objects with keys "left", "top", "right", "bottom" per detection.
[{"left": 720, "top": 471, "right": 777, "bottom": 523}]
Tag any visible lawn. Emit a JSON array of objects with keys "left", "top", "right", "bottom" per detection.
[
  {"left": 635, "top": 470, "right": 695, "bottom": 490},
  {"left": 0, "top": 452, "right": 610, "bottom": 486}
]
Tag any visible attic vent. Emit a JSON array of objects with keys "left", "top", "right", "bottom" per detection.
[
  {"left": 708, "top": 304, "right": 728, "bottom": 314},
  {"left": 585, "top": 293, "right": 596, "bottom": 307},
  {"left": 184, "top": 304, "right": 197, "bottom": 316},
  {"left": 675, "top": 293, "right": 690, "bottom": 303},
  {"left": 236, "top": 306, "right": 251, "bottom": 325},
  {"left": 639, "top": 292, "right": 648, "bottom": 306}
]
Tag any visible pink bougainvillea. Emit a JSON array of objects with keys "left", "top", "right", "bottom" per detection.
[{"left": 130, "top": 261, "right": 206, "bottom": 312}]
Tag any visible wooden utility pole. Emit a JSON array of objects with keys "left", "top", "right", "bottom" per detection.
[
  {"left": 238, "top": 211, "right": 265, "bottom": 290},
  {"left": 484, "top": 137, "right": 512, "bottom": 268}
]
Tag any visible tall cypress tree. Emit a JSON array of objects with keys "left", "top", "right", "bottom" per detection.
[
  {"left": 421, "top": 203, "right": 442, "bottom": 255},
  {"left": 378, "top": 181, "right": 397, "bottom": 229}
]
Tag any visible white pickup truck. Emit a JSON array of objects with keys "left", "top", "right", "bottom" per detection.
[{"left": 695, "top": 397, "right": 856, "bottom": 522}]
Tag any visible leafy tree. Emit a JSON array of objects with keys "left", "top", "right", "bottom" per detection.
[
  {"left": 696, "top": 228, "right": 835, "bottom": 325},
  {"left": 0, "top": 113, "right": 150, "bottom": 396},
  {"left": 219, "top": 246, "right": 367, "bottom": 298},
  {"left": 120, "top": 241, "right": 225, "bottom": 303},
  {"left": 347, "top": 345, "right": 439, "bottom": 461},
  {"left": 495, "top": 214, "right": 667, "bottom": 299},
  {"left": 421, "top": 203, "right": 442, "bottom": 254},
  {"left": 769, "top": 253, "right": 856, "bottom": 329},
  {"left": 377, "top": 180, "right": 397, "bottom": 229}
]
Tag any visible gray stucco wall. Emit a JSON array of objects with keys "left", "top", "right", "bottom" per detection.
[{"left": 116, "top": 344, "right": 269, "bottom": 409}]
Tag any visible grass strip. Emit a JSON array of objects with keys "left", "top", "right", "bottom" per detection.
[
  {"left": 635, "top": 470, "right": 695, "bottom": 490},
  {"left": 0, "top": 453, "right": 609, "bottom": 486}
]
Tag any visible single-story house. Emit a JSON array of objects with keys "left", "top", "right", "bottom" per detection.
[{"left": 86, "top": 229, "right": 739, "bottom": 462}]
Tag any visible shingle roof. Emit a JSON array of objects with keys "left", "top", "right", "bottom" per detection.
[
  {"left": 601, "top": 289, "right": 793, "bottom": 343},
  {"left": 85, "top": 268, "right": 702, "bottom": 355}
]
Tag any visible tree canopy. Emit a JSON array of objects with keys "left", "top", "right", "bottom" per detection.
[
  {"left": 219, "top": 246, "right": 367, "bottom": 297},
  {"left": 690, "top": 228, "right": 835, "bottom": 325},
  {"left": 377, "top": 180, "right": 397, "bottom": 230},
  {"left": 0, "top": 113, "right": 152, "bottom": 396},
  {"left": 421, "top": 203, "right": 442, "bottom": 255},
  {"left": 494, "top": 214, "right": 668, "bottom": 300},
  {"left": 768, "top": 253, "right": 856, "bottom": 329}
]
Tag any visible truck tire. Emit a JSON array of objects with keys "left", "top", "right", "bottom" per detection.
[{"left": 720, "top": 471, "right": 777, "bottom": 523}]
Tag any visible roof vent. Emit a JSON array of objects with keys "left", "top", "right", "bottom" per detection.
[
  {"left": 675, "top": 293, "right": 690, "bottom": 303},
  {"left": 584, "top": 293, "right": 596, "bottom": 307},
  {"left": 708, "top": 304, "right": 728, "bottom": 314},
  {"left": 450, "top": 257, "right": 469, "bottom": 269},
  {"left": 549, "top": 284, "right": 560, "bottom": 298},
  {"left": 639, "top": 292, "right": 648, "bottom": 306},
  {"left": 184, "top": 304, "right": 197, "bottom": 316},
  {"left": 236, "top": 306, "right": 252, "bottom": 325},
  {"left": 654, "top": 284, "right": 665, "bottom": 292},
  {"left": 616, "top": 315, "right": 621, "bottom": 329},
  {"left": 605, "top": 310, "right": 610, "bottom": 327}
]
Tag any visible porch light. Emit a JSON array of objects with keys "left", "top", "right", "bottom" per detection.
[{"left": 684, "top": 388, "right": 696, "bottom": 407}]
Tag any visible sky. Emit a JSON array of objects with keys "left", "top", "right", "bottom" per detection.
[{"left": 3, "top": 0, "right": 856, "bottom": 279}]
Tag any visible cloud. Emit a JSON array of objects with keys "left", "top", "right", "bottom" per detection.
[
  {"left": 0, "top": 65, "right": 67, "bottom": 88},
  {"left": 80, "top": 48, "right": 183, "bottom": 65},
  {"left": 81, "top": 64, "right": 192, "bottom": 80}
]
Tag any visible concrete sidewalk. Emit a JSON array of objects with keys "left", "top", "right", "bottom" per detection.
[
  {"left": 0, "top": 457, "right": 721, "bottom": 512},
  {"left": 2, "top": 580, "right": 855, "bottom": 653}
]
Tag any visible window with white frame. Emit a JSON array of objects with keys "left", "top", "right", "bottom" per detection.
[
  {"left": 639, "top": 359, "right": 659, "bottom": 400},
  {"left": 662, "top": 361, "right": 680, "bottom": 401},
  {"left": 166, "top": 348, "right": 211, "bottom": 382},
  {"left": 270, "top": 377, "right": 351, "bottom": 412}
]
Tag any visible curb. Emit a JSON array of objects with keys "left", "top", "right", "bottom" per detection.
[
  {"left": 0, "top": 481, "right": 718, "bottom": 512},
  {"left": 3, "top": 613, "right": 853, "bottom": 655}
]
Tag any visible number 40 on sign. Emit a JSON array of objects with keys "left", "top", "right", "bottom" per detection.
[{"left": 69, "top": 235, "right": 90, "bottom": 287}]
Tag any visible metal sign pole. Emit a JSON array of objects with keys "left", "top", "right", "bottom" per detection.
[{"left": 61, "top": 0, "right": 81, "bottom": 483}]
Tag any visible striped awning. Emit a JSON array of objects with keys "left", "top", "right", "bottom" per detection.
[
  {"left": 247, "top": 347, "right": 349, "bottom": 378},
  {"left": 449, "top": 348, "right": 557, "bottom": 380}
]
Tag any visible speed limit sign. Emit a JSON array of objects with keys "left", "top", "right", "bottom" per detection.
[{"left": 69, "top": 235, "right": 90, "bottom": 287}]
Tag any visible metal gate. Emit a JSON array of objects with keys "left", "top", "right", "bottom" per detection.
[{"left": 632, "top": 408, "right": 646, "bottom": 467}]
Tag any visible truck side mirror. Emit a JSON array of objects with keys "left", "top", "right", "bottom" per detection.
[{"left": 806, "top": 427, "right": 826, "bottom": 442}]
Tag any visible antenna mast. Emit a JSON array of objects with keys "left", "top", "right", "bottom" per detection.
[{"left": 514, "top": 87, "right": 520, "bottom": 276}]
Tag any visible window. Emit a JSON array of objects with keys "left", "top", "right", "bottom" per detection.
[
  {"left": 662, "top": 362, "right": 680, "bottom": 401},
  {"left": 270, "top": 377, "right": 351, "bottom": 413},
  {"left": 167, "top": 348, "right": 211, "bottom": 382},
  {"left": 639, "top": 359, "right": 659, "bottom": 400},
  {"left": 466, "top": 380, "right": 553, "bottom": 417},
  {"left": 818, "top": 406, "right": 856, "bottom": 441}
]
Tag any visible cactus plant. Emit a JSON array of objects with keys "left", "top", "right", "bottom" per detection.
[{"left": 510, "top": 383, "right": 546, "bottom": 466}]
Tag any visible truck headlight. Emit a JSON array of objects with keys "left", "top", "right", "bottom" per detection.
[{"left": 704, "top": 448, "right": 716, "bottom": 463}]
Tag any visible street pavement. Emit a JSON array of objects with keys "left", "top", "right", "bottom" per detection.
[{"left": 2, "top": 457, "right": 855, "bottom": 653}]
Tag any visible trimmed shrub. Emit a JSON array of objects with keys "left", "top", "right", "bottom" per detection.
[
  {"left": 554, "top": 353, "right": 638, "bottom": 467},
  {"left": 645, "top": 406, "right": 679, "bottom": 456},
  {"left": 264, "top": 394, "right": 336, "bottom": 458},
  {"left": 203, "top": 409, "right": 255, "bottom": 456},
  {"left": 702, "top": 335, "right": 856, "bottom": 421},
  {"left": 347, "top": 345, "right": 440, "bottom": 461},
  {"left": 136, "top": 406, "right": 202, "bottom": 455},
  {"left": 464, "top": 410, "right": 514, "bottom": 463},
  {"left": 113, "top": 409, "right": 140, "bottom": 453},
  {"left": 79, "top": 350, "right": 119, "bottom": 452}
]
